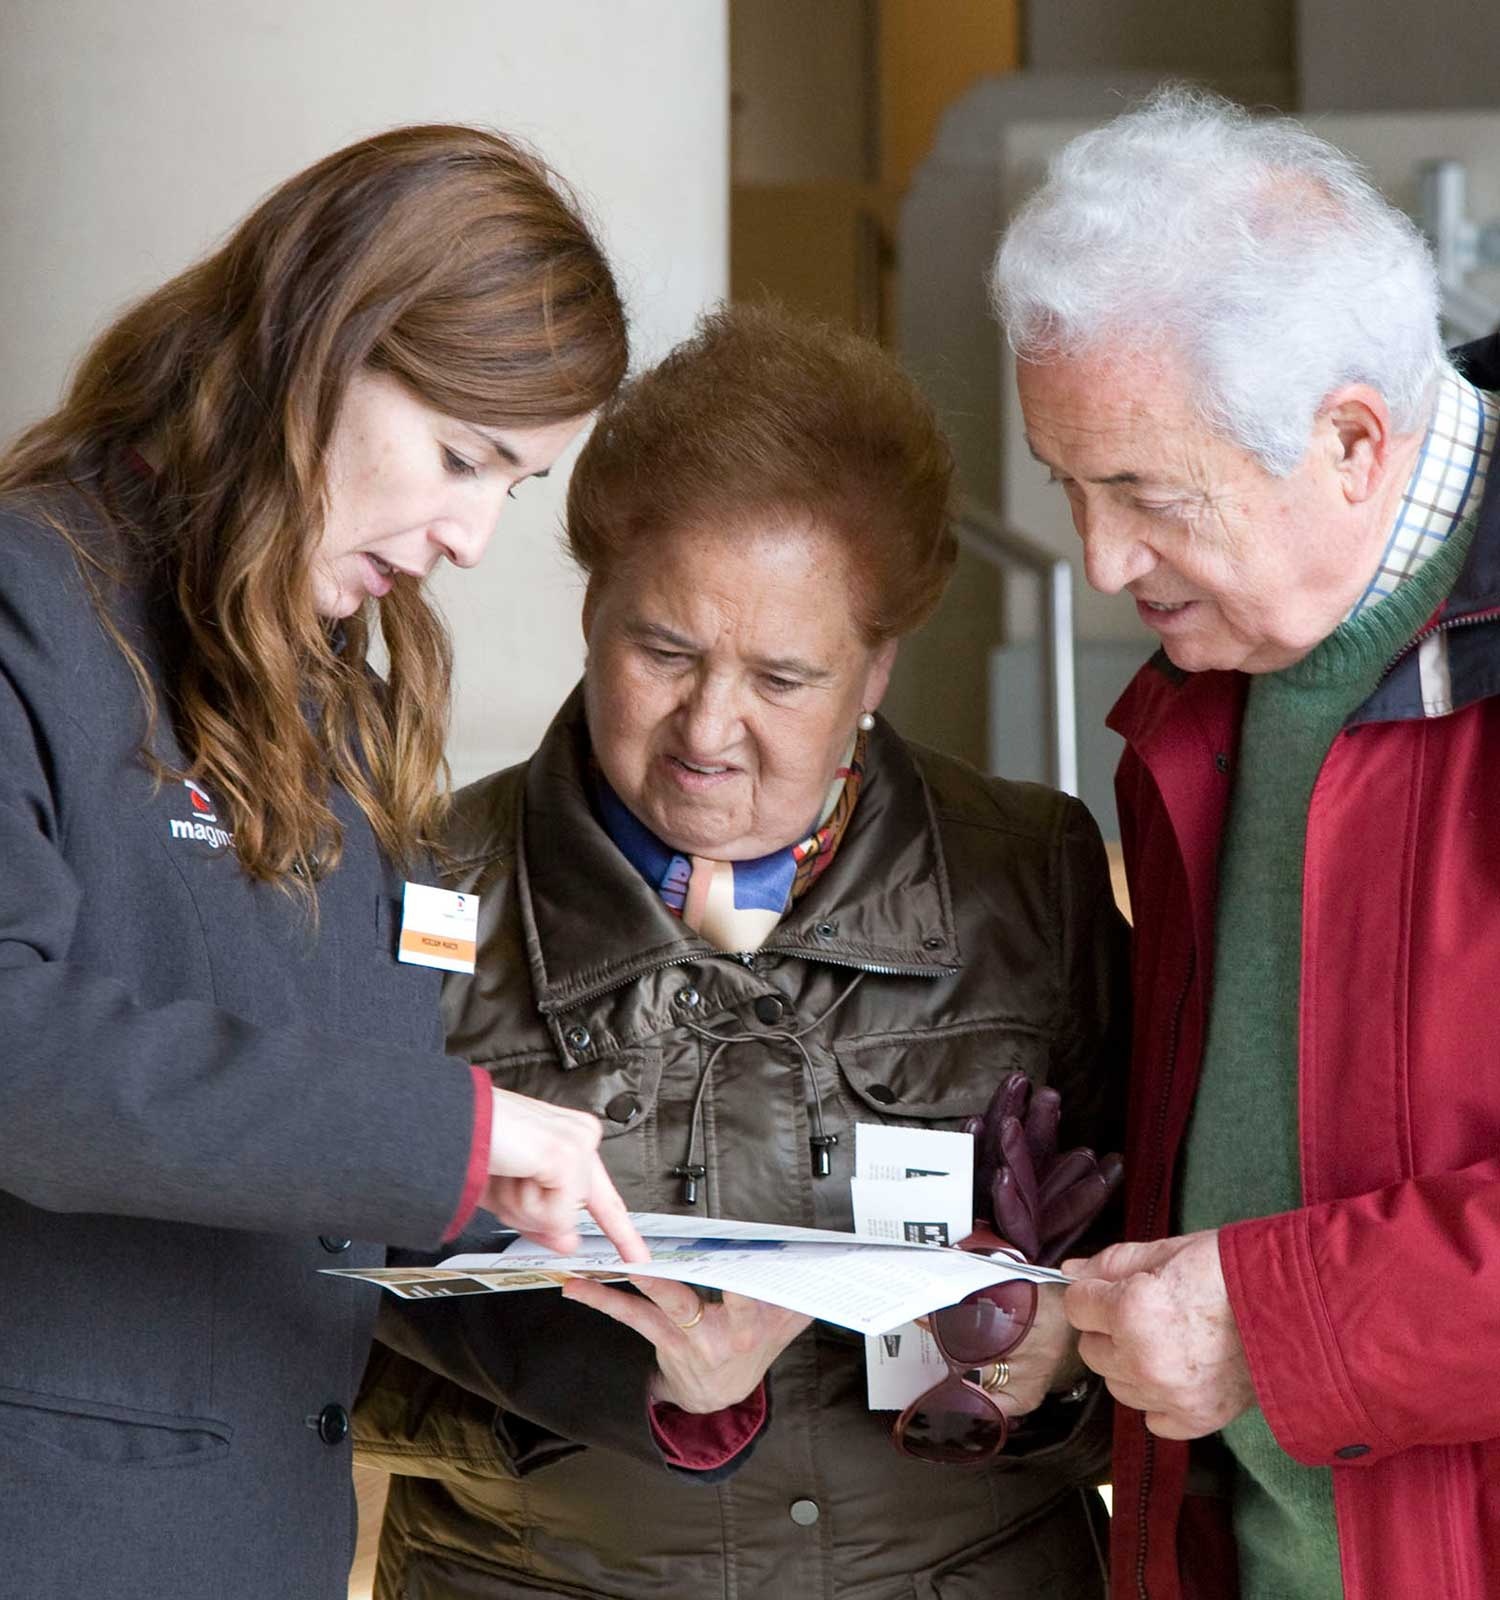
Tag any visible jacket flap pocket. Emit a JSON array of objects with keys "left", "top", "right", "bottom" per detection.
[
  {"left": 835, "top": 1023, "right": 1049, "bottom": 1120},
  {"left": 482, "top": 1047, "right": 663, "bottom": 1139}
]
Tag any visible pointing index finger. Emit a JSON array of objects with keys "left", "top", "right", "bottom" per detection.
[{"left": 586, "top": 1157, "right": 650, "bottom": 1263}]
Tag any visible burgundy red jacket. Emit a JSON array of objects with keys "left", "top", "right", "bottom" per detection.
[{"left": 1105, "top": 333, "right": 1500, "bottom": 1600}]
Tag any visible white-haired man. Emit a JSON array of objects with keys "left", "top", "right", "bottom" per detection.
[{"left": 993, "top": 89, "right": 1500, "bottom": 1600}]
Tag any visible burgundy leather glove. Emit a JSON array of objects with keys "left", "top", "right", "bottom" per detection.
[{"left": 965, "top": 1072, "right": 1123, "bottom": 1266}]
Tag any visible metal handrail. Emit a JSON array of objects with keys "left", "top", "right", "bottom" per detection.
[{"left": 952, "top": 495, "right": 1078, "bottom": 797}]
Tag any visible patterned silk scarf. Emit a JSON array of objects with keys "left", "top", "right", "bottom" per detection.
[{"left": 595, "top": 729, "right": 868, "bottom": 953}]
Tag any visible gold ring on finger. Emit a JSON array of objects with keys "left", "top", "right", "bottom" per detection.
[
  {"left": 676, "top": 1302, "right": 706, "bottom": 1332},
  {"left": 982, "top": 1359, "right": 1011, "bottom": 1391}
]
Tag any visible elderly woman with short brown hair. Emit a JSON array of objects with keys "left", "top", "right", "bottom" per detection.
[{"left": 356, "top": 304, "right": 1128, "bottom": 1599}]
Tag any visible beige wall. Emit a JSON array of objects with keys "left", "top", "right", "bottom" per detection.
[{"left": 0, "top": 0, "right": 729, "bottom": 786}]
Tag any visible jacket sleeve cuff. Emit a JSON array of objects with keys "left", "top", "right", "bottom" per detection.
[
  {"left": 1220, "top": 1212, "right": 1397, "bottom": 1467},
  {"left": 441, "top": 1068, "right": 492, "bottom": 1244},
  {"left": 648, "top": 1382, "right": 768, "bottom": 1472}
]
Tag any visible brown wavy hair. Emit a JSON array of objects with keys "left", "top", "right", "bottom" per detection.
[
  {"left": 0, "top": 124, "right": 627, "bottom": 891},
  {"left": 566, "top": 302, "right": 955, "bottom": 644}
]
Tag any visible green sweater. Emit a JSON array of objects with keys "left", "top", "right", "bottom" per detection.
[{"left": 1176, "top": 518, "right": 1476, "bottom": 1600}]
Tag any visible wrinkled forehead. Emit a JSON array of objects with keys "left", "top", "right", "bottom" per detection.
[{"left": 1016, "top": 346, "right": 1204, "bottom": 466}]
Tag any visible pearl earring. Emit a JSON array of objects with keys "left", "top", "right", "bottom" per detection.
[{"left": 857, "top": 711, "right": 876, "bottom": 732}]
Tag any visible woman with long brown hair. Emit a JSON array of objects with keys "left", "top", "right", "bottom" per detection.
[{"left": 0, "top": 124, "right": 653, "bottom": 1599}]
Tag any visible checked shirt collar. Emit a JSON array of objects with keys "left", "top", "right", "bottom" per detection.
[{"left": 1348, "top": 362, "right": 1498, "bottom": 621}]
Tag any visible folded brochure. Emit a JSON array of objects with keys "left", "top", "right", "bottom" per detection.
[{"left": 325, "top": 1212, "right": 1066, "bottom": 1338}]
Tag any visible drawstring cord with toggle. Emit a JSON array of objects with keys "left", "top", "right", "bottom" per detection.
[{"left": 670, "top": 971, "right": 867, "bottom": 1204}]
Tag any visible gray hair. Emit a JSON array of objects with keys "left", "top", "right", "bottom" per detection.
[{"left": 991, "top": 87, "right": 1444, "bottom": 475}]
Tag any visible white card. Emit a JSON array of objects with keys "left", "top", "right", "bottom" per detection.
[
  {"left": 852, "top": 1124, "right": 977, "bottom": 1409},
  {"left": 397, "top": 881, "right": 480, "bottom": 974},
  {"left": 864, "top": 1318, "right": 952, "bottom": 1410},
  {"left": 854, "top": 1123, "right": 974, "bottom": 1187},
  {"left": 848, "top": 1176, "right": 971, "bottom": 1247}
]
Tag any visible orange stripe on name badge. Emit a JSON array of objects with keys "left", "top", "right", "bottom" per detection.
[{"left": 399, "top": 928, "right": 478, "bottom": 965}]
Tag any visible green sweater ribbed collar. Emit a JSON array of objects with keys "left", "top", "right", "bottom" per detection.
[{"left": 1278, "top": 509, "right": 1480, "bottom": 695}]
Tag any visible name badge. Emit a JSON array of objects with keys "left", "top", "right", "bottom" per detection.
[{"left": 397, "top": 882, "right": 479, "bottom": 974}]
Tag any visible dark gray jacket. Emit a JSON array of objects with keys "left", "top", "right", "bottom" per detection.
[
  {"left": 357, "top": 691, "right": 1129, "bottom": 1600},
  {"left": 0, "top": 497, "right": 480, "bottom": 1598}
]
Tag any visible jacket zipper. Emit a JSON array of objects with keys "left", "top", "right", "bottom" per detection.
[
  {"left": 756, "top": 946, "right": 954, "bottom": 980},
  {"left": 541, "top": 952, "right": 703, "bottom": 1016},
  {"left": 1374, "top": 604, "right": 1500, "bottom": 686},
  {"left": 1136, "top": 945, "right": 1196, "bottom": 1600}
]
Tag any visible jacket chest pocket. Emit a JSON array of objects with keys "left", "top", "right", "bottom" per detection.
[
  {"left": 484, "top": 1048, "right": 666, "bottom": 1208},
  {"left": 833, "top": 1021, "right": 1053, "bottom": 1130}
]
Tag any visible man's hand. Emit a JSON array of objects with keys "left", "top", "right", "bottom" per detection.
[
  {"left": 562, "top": 1277, "right": 811, "bottom": 1414},
  {"left": 1062, "top": 1230, "right": 1255, "bottom": 1439},
  {"left": 484, "top": 1087, "right": 649, "bottom": 1263}
]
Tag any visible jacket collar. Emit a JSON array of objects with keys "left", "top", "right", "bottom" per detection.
[
  {"left": 1353, "top": 335, "right": 1500, "bottom": 724},
  {"left": 516, "top": 687, "right": 960, "bottom": 1018},
  {"left": 1108, "top": 657, "right": 1243, "bottom": 982}
]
